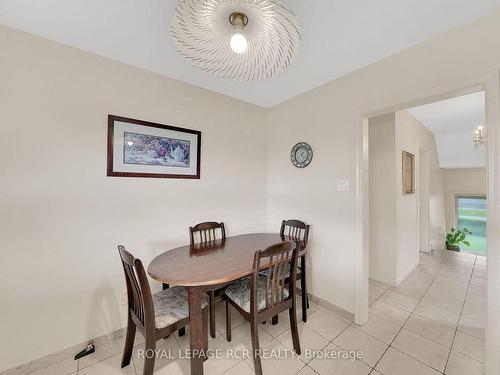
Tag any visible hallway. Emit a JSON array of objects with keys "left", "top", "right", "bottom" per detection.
[{"left": 368, "top": 250, "right": 486, "bottom": 374}]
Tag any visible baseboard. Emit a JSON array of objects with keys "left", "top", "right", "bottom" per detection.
[
  {"left": 299, "top": 288, "right": 354, "bottom": 323},
  {"left": 368, "top": 275, "right": 397, "bottom": 287},
  {"left": 396, "top": 257, "right": 419, "bottom": 286},
  {"left": 0, "top": 328, "right": 127, "bottom": 375}
]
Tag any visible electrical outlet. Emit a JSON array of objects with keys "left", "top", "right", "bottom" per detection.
[{"left": 121, "top": 290, "right": 128, "bottom": 306}]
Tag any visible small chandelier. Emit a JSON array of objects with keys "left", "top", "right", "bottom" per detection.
[
  {"left": 171, "top": 0, "right": 301, "bottom": 81},
  {"left": 474, "top": 126, "right": 486, "bottom": 148}
]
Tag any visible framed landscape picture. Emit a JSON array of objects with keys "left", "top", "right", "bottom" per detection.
[
  {"left": 107, "top": 115, "right": 201, "bottom": 179},
  {"left": 402, "top": 150, "right": 415, "bottom": 194}
]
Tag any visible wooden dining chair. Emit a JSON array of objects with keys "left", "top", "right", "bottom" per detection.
[
  {"left": 279, "top": 219, "right": 310, "bottom": 323},
  {"left": 224, "top": 241, "right": 301, "bottom": 375},
  {"left": 190, "top": 221, "right": 226, "bottom": 246},
  {"left": 190, "top": 221, "right": 226, "bottom": 338},
  {"left": 118, "top": 246, "right": 208, "bottom": 375}
]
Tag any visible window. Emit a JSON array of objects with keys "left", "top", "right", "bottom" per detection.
[{"left": 456, "top": 195, "right": 487, "bottom": 254}]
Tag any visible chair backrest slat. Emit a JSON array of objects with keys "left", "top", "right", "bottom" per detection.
[
  {"left": 190, "top": 222, "right": 226, "bottom": 245},
  {"left": 251, "top": 241, "right": 298, "bottom": 314},
  {"left": 280, "top": 219, "right": 310, "bottom": 250},
  {"left": 118, "top": 246, "right": 155, "bottom": 330}
]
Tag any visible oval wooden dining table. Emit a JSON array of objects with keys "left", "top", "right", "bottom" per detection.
[{"left": 147, "top": 233, "right": 305, "bottom": 375}]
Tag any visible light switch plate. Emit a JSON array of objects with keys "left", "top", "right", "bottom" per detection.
[{"left": 337, "top": 179, "right": 349, "bottom": 192}]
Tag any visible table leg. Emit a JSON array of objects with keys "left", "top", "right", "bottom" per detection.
[{"left": 188, "top": 287, "right": 206, "bottom": 375}]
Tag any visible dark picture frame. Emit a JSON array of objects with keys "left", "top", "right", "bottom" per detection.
[
  {"left": 107, "top": 115, "right": 201, "bottom": 179},
  {"left": 402, "top": 150, "right": 415, "bottom": 194}
]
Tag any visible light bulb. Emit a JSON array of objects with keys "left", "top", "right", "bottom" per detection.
[{"left": 230, "top": 33, "right": 247, "bottom": 54}]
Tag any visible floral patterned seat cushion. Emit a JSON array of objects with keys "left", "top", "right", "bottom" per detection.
[
  {"left": 225, "top": 276, "right": 289, "bottom": 313},
  {"left": 152, "top": 287, "right": 208, "bottom": 329}
]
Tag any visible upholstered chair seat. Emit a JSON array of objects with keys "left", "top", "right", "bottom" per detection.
[{"left": 153, "top": 287, "right": 209, "bottom": 329}]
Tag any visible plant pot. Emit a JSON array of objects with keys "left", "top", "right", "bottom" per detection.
[{"left": 447, "top": 245, "right": 460, "bottom": 252}]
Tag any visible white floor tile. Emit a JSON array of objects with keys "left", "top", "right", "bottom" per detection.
[
  {"left": 419, "top": 293, "right": 463, "bottom": 315},
  {"left": 78, "top": 354, "right": 135, "bottom": 375},
  {"left": 461, "top": 303, "right": 485, "bottom": 325},
  {"left": 215, "top": 301, "right": 246, "bottom": 335},
  {"left": 244, "top": 339, "right": 305, "bottom": 375},
  {"left": 221, "top": 361, "right": 254, "bottom": 375},
  {"left": 276, "top": 323, "right": 329, "bottom": 363},
  {"left": 413, "top": 303, "right": 460, "bottom": 329},
  {"left": 370, "top": 279, "right": 392, "bottom": 291},
  {"left": 203, "top": 336, "right": 244, "bottom": 375},
  {"left": 132, "top": 336, "right": 183, "bottom": 375},
  {"left": 403, "top": 314, "right": 455, "bottom": 347},
  {"left": 452, "top": 331, "right": 485, "bottom": 363},
  {"left": 355, "top": 314, "right": 400, "bottom": 345},
  {"left": 375, "top": 347, "right": 441, "bottom": 375},
  {"left": 369, "top": 284, "right": 386, "bottom": 299},
  {"left": 379, "top": 290, "right": 419, "bottom": 312},
  {"left": 308, "top": 343, "right": 372, "bottom": 375},
  {"left": 458, "top": 315, "right": 485, "bottom": 340},
  {"left": 28, "top": 358, "right": 77, "bottom": 375},
  {"left": 225, "top": 322, "right": 273, "bottom": 353},
  {"left": 468, "top": 285, "right": 486, "bottom": 297},
  {"left": 261, "top": 312, "right": 295, "bottom": 338},
  {"left": 465, "top": 293, "right": 485, "bottom": 308},
  {"left": 391, "top": 329, "right": 449, "bottom": 372},
  {"left": 333, "top": 326, "right": 387, "bottom": 367},
  {"left": 389, "top": 285, "right": 426, "bottom": 300},
  {"left": 303, "top": 309, "right": 350, "bottom": 340},
  {"left": 77, "top": 344, "right": 120, "bottom": 370},
  {"left": 152, "top": 359, "right": 190, "bottom": 375},
  {"left": 369, "top": 301, "right": 411, "bottom": 327},
  {"left": 427, "top": 284, "right": 467, "bottom": 302},
  {"left": 295, "top": 365, "right": 319, "bottom": 375},
  {"left": 445, "top": 350, "right": 485, "bottom": 375}
]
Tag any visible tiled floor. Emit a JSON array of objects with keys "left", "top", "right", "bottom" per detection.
[
  {"left": 5, "top": 250, "right": 486, "bottom": 375},
  {"left": 368, "top": 250, "right": 486, "bottom": 375}
]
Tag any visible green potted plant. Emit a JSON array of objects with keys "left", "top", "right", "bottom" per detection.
[{"left": 446, "top": 227, "right": 472, "bottom": 251}]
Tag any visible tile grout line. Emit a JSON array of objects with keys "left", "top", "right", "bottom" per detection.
[
  {"left": 442, "top": 255, "right": 477, "bottom": 373},
  {"left": 339, "top": 267, "right": 438, "bottom": 373},
  {"left": 370, "top": 255, "right": 448, "bottom": 374}
]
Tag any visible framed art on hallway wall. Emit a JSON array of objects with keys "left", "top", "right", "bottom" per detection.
[
  {"left": 402, "top": 150, "right": 415, "bottom": 194},
  {"left": 107, "top": 115, "right": 201, "bottom": 179}
]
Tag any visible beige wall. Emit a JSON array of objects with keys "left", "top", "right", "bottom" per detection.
[
  {"left": 3, "top": 8, "right": 500, "bottom": 372},
  {"left": 266, "top": 10, "right": 500, "bottom": 313},
  {"left": 442, "top": 168, "right": 487, "bottom": 230},
  {"left": 369, "top": 114, "right": 397, "bottom": 284},
  {"left": 394, "top": 110, "right": 446, "bottom": 278},
  {"left": 0, "top": 25, "right": 268, "bottom": 371},
  {"left": 368, "top": 111, "right": 445, "bottom": 285}
]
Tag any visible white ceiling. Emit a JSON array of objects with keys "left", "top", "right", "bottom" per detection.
[
  {"left": 1, "top": 1, "right": 500, "bottom": 107},
  {"left": 407, "top": 92, "right": 487, "bottom": 169}
]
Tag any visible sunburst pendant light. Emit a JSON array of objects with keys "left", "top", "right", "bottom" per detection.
[{"left": 171, "top": 0, "right": 301, "bottom": 81}]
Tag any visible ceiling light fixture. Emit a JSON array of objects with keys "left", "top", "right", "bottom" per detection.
[
  {"left": 229, "top": 12, "right": 248, "bottom": 54},
  {"left": 171, "top": 0, "right": 301, "bottom": 81},
  {"left": 474, "top": 125, "right": 486, "bottom": 147}
]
